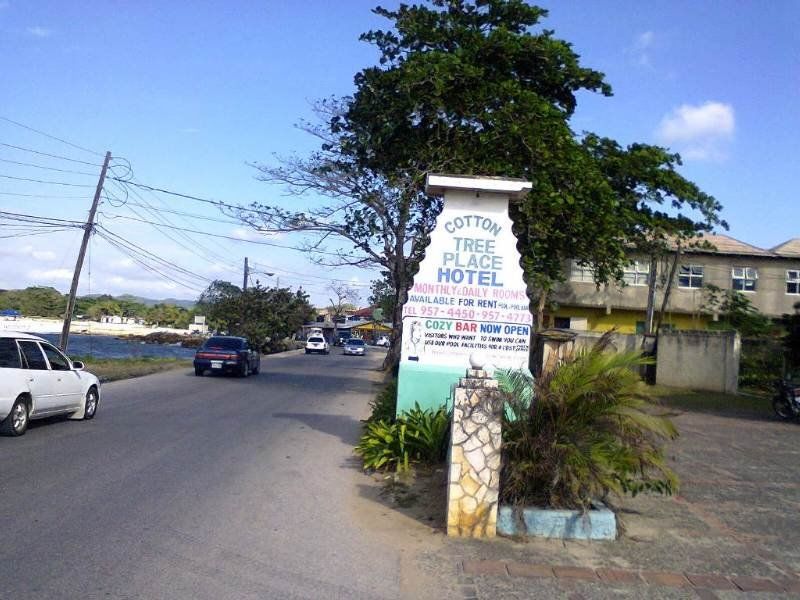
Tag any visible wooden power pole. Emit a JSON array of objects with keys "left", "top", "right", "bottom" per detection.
[{"left": 59, "top": 151, "right": 112, "bottom": 351}]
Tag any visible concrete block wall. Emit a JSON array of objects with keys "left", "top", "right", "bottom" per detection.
[{"left": 655, "top": 330, "right": 740, "bottom": 394}]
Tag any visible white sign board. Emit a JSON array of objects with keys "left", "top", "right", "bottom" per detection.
[{"left": 400, "top": 187, "right": 532, "bottom": 372}]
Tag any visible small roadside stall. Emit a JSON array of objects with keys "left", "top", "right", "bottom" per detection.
[{"left": 351, "top": 321, "right": 392, "bottom": 345}]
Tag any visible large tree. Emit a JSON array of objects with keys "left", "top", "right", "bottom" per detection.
[
  {"left": 239, "top": 0, "right": 723, "bottom": 366},
  {"left": 196, "top": 280, "right": 315, "bottom": 352}
]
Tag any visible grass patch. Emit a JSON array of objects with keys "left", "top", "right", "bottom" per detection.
[
  {"left": 650, "top": 385, "right": 772, "bottom": 417},
  {"left": 73, "top": 356, "right": 191, "bottom": 382}
]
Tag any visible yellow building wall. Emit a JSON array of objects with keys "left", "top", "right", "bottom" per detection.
[{"left": 552, "top": 306, "right": 710, "bottom": 334}]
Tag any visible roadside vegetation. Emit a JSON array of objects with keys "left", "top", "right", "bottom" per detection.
[
  {"left": 356, "top": 342, "right": 680, "bottom": 512},
  {"left": 0, "top": 286, "right": 195, "bottom": 327},
  {"left": 355, "top": 381, "right": 451, "bottom": 472},
  {"left": 73, "top": 356, "right": 191, "bottom": 383},
  {"left": 497, "top": 348, "right": 678, "bottom": 510}
]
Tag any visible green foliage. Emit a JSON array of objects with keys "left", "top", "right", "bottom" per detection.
[
  {"left": 0, "top": 286, "right": 66, "bottom": 317},
  {"left": 739, "top": 338, "right": 785, "bottom": 390},
  {"left": 341, "top": 1, "right": 723, "bottom": 299},
  {"left": 0, "top": 288, "right": 195, "bottom": 326},
  {"left": 367, "top": 380, "right": 398, "bottom": 424},
  {"left": 355, "top": 402, "right": 450, "bottom": 472},
  {"left": 403, "top": 404, "right": 451, "bottom": 464},
  {"left": 703, "top": 284, "right": 775, "bottom": 337},
  {"left": 356, "top": 419, "right": 411, "bottom": 472},
  {"left": 196, "top": 280, "right": 315, "bottom": 352},
  {"left": 369, "top": 273, "right": 397, "bottom": 322},
  {"left": 780, "top": 302, "right": 800, "bottom": 374},
  {"left": 497, "top": 347, "right": 679, "bottom": 510}
]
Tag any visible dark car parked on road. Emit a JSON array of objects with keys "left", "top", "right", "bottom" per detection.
[{"left": 194, "top": 336, "right": 260, "bottom": 377}]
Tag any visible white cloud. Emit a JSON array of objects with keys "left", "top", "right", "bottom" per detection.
[
  {"left": 31, "top": 250, "right": 57, "bottom": 261},
  {"left": 28, "top": 268, "right": 72, "bottom": 280},
  {"left": 230, "top": 227, "right": 281, "bottom": 241},
  {"left": 628, "top": 30, "right": 655, "bottom": 67},
  {"left": 656, "top": 101, "right": 735, "bottom": 161},
  {"left": 26, "top": 25, "right": 52, "bottom": 38}
]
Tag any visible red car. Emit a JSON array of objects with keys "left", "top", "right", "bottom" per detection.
[{"left": 194, "top": 336, "right": 260, "bottom": 377}]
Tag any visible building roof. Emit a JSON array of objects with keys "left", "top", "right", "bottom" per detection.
[
  {"left": 352, "top": 306, "right": 375, "bottom": 318},
  {"left": 771, "top": 238, "right": 800, "bottom": 257},
  {"left": 689, "top": 233, "right": 774, "bottom": 257}
]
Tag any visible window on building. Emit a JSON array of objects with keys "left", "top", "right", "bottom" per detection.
[
  {"left": 732, "top": 267, "right": 758, "bottom": 292},
  {"left": 569, "top": 260, "right": 594, "bottom": 283},
  {"left": 678, "top": 265, "right": 704, "bottom": 289},
  {"left": 553, "top": 317, "right": 571, "bottom": 329},
  {"left": 788, "top": 270, "right": 800, "bottom": 295},
  {"left": 623, "top": 261, "right": 650, "bottom": 286}
]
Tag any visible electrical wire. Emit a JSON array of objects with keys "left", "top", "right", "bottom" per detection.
[
  {"left": 95, "top": 230, "right": 208, "bottom": 294},
  {"left": 108, "top": 177, "right": 264, "bottom": 215},
  {"left": 0, "top": 142, "right": 103, "bottom": 167},
  {"left": 0, "top": 115, "right": 104, "bottom": 157},
  {"left": 0, "top": 191, "right": 91, "bottom": 199},
  {"left": 0, "top": 157, "right": 99, "bottom": 177},
  {"left": 96, "top": 226, "right": 214, "bottom": 284},
  {"left": 95, "top": 211, "right": 369, "bottom": 260},
  {"left": 0, "top": 173, "right": 96, "bottom": 187},
  {"left": 107, "top": 180, "right": 242, "bottom": 272}
]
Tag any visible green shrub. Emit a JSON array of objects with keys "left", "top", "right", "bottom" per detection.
[
  {"left": 355, "top": 402, "right": 450, "bottom": 472},
  {"left": 497, "top": 345, "right": 679, "bottom": 510},
  {"left": 355, "top": 419, "right": 410, "bottom": 472},
  {"left": 366, "top": 380, "right": 398, "bottom": 424},
  {"left": 404, "top": 404, "right": 451, "bottom": 464}
]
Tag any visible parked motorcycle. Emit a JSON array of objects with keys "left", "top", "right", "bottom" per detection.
[{"left": 772, "top": 378, "right": 800, "bottom": 420}]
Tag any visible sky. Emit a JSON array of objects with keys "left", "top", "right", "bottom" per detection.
[{"left": 1, "top": 1, "right": 798, "bottom": 307}]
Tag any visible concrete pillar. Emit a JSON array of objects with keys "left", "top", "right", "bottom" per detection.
[{"left": 446, "top": 367, "right": 503, "bottom": 538}]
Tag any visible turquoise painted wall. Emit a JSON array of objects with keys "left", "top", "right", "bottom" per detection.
[{"left": 397, "top": 362, "right": 465, "bottom": 414}]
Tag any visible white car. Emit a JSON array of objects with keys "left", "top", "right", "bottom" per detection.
[
  {"left": 0, "top": 332, "right": 101, "bottom": 437},
  {"left": 305, "top": 336, "right": 330, "bottom": 355},
  {"left": 375, "top": 336, "right": 391, "bottom": 347}
]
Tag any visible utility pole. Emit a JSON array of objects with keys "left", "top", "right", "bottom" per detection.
[
  {"left": 242, "top": 257, "right": 249, "bottom": 291},
  {"left": 59, "top": 151, "right": 111, "bottom": 351},
  {"left": 644, "top": 255, "right": 659, "bottom": 335}
]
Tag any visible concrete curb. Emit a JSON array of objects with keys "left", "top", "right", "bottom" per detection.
[{"left": 460, "top": 560, "right": 799, "bottom": 593}]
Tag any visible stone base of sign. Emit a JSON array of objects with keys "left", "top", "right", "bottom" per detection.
[
  {"left": 496, "top": 503, "right": 617, "bottom": 540},
  {"left": 397, "top": 362, "right": 464, "bottom": 415},
  {"left": 446, "top": 369, "right": 503, "bottom": 538}
]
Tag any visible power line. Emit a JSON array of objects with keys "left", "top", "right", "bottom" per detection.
[
  {"left": 0, "top": 209, "right": 85, "bottom": 226},
  {"left": 0, "top": 191, "right": 91, "bottom": 199},
  {"left": 0, "top": 173, "right": 96, "bottom": 187},
  {"left": 95, "top": 229, "right": 210, "bottom": 293},
  {"left": 109, "top": 177, "right": 263, "bottom": 215},
  {"left": 0, "top": 115, "right": 104, "bottom": 157},
  {"left": 121, "top": 200, "right": 242, "bottom": 225},
  {"left": 97, "top": 233, "right": 207, "bottom": 294},
  {"left": 96, "top": 211, "right": 369, "bottom": 260},
  {"left": 0, "top": 157, "right": 98, "bottom": 177},
  {"left": 109, "top": 180, "right": 243, "bottom": 271},
  {"left": 0, "top": 142, "right": 102, "bottom": 166},
  {"left": 0, "top": 228, "right": 75, "bottom": 239}
]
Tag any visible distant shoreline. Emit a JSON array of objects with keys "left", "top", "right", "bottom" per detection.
[{"left": 0, "top": 317, "right": 194, "bottom": 338}]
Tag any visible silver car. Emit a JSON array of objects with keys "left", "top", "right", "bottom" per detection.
[{"left": 343, "top": 338, "right": 367, "bottom": 356}]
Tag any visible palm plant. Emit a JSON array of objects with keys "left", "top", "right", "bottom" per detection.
[{"left": 497, "top": 343, "right": 678, "bottom": 510}]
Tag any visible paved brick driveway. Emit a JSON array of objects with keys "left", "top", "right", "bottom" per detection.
[{"left": 422, "top": 407, "right": 800, "bottom": 598}]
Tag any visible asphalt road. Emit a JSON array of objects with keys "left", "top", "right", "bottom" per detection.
[{"left": 0, "top": 348, "right": 437, "bottom": 600}]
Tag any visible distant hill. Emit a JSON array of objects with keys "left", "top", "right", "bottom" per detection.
[{"left": 83, "top": 293, "right": 196, "bottom": 309}]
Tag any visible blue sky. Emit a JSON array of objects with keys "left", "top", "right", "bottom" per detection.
[{"left": 1, "top": 1, "right": 797, "bottom": 305}]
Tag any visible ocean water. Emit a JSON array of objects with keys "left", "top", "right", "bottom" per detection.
[{"left": 35, "top": 333, "right": 197, "bottom": 360}]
